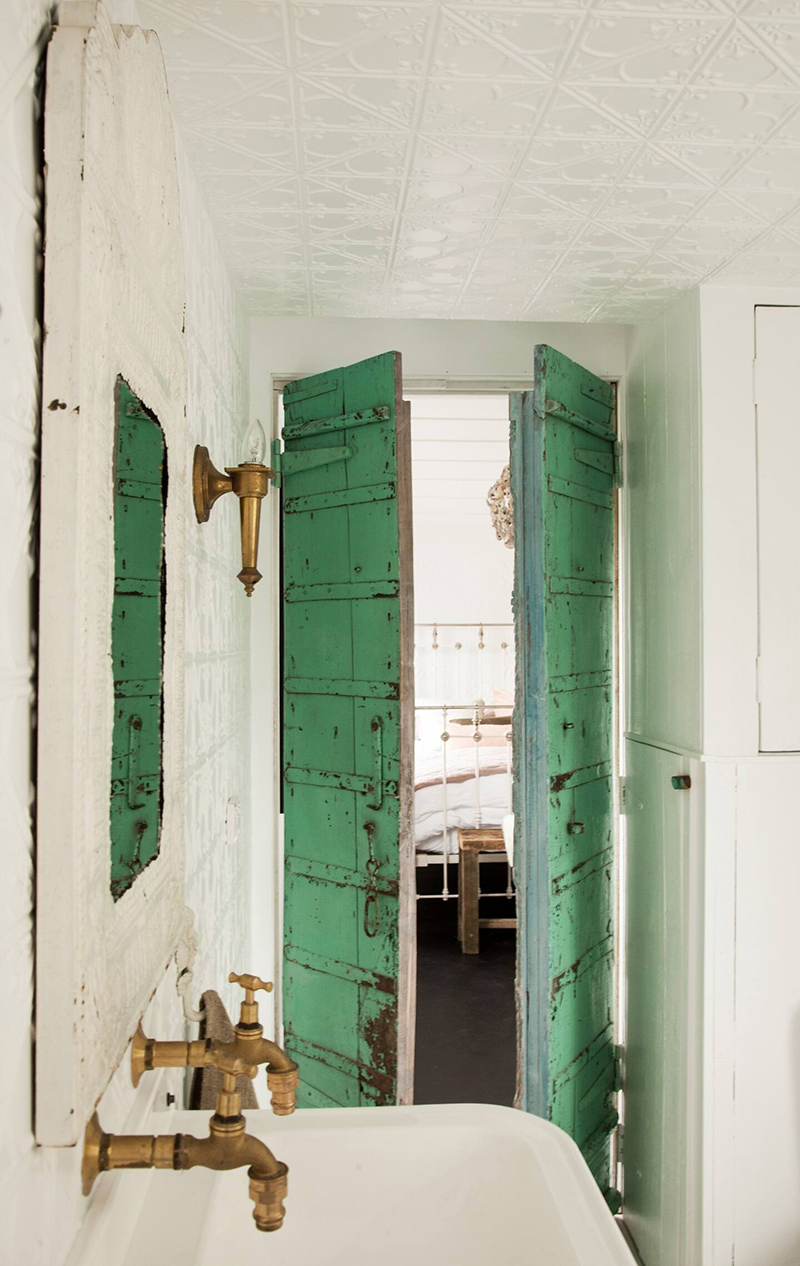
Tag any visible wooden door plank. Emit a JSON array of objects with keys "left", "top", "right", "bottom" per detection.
[
  {"left": 281, "top": 353, "right": 414, "bottom": 1107},
  {"left": 511, "top": 344, "right": 617, "bottom": 1198}
]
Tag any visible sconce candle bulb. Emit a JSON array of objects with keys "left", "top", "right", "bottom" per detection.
[
  {"left": 192, "top": 421, "right": 275, "bottom": 596},
  {"left": 243, "top": 417, "right": 267, "bottom": 465}
]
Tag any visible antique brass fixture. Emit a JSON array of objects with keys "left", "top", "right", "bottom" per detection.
[
  {"left": 82, "top": 1059, "right": 288, "bottom": 1232},
  {"left": 131, "top": 971, "right": 299, "bottom": 1114},
  {"left": 82, "top": 970, "right": 299, "bottom": 1233},
  {"left": 193, "top": 419, "right": 273, "bottom": 596}
]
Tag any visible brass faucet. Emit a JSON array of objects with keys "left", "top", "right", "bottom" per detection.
[
  {"left": 81, "top": 971, "right": 300, "bottom": 1233},
  {"left": 131, "top": 971, "right": 299, "bottom": 1114},
  {"left": 81, "top": 1054, "right": 288, "bottom": 1232}
]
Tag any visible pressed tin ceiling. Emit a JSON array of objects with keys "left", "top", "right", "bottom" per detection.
[{"left": 138, "top": 0, "right": 800, "bottom": 321}]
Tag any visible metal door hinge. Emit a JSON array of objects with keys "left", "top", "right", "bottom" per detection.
[
  {"left": 614, "top": 1043, "right": 625, "bottom": 1093},
  {"left": 270, "top": 438, "right": 282, "bottom": 488},
  {"left": 605, "top": 1187, "right": 622, "bottom": 1216},
  {"left": 618, "top": 776, "right": 627, "bottom": 814},
  {"left": 613, "top": 441, "right": 623, "bottom": 487}
]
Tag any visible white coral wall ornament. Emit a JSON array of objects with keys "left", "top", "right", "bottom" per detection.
[{"left": 487, "top": 465, "right": 514, "bottom": 550}]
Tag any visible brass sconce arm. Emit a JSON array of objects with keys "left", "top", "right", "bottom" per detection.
[{"left": 192, "top": 419, "right": 274, "bottom": 597}]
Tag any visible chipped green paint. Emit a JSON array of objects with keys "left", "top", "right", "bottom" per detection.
[
  {"left": 281, "top": 352, "right": 408, "bottom": 1108},
  {"left": 511, "top": 346, "right": 617, "bottom": 1194},
  {"left": 109, "top": 378, "right": 166, "bottom": 900}
]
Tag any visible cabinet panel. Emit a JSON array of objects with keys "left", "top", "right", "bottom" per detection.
[
  {"left": 732, "top": 759, "right": 800, "bottom": 1265},
  {"left": 623, "top": 739, "right": 701, "bottom": 1266}
]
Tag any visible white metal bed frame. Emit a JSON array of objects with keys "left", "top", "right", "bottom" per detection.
[{"left": 414, "top": 623, "right": 515, "bottom": 906}]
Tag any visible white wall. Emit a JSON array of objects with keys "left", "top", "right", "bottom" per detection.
[
  {"left": 622, "top": 290, "right": 704, "bottom": 1266},
  {"left": 0, "top": 7, "right": 251, "bottom": 1263},
  {"left": 625, "top": 291, "right": 703, "bottom": 756},
  {"left": 626, "top": 284, "right": 800, "bottom": 1266},
  {"left": 250, "top": 316, "right": 627, "bottom": 411},
  {"left": 697, "top": 286, "right": 800, "bottom": 1266}
]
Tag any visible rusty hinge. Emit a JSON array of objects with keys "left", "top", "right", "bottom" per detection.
[
  {"left": 572, "top": 442, "right": 622, "bottom": 487},
  {"left": 614, "top": 1043, "right": 625, "bottom": 1093}
]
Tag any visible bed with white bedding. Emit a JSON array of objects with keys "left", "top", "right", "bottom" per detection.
[{"left": 414, "top": 745, "right": 512, "bottom": 856}]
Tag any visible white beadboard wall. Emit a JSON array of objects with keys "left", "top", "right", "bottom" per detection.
[
  {"left": 625, "top": 290, "right": 703, "bottom": 757},
  {"left": 0, "top": 7, "right": 251, "bottom": 1265}
]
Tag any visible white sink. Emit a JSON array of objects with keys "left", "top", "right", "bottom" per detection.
[{"left": 77, "top": 1103, "right": 635, "bottom": 1265}]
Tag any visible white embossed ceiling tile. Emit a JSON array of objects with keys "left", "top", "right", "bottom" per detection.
[{"left": 138, "top": 0, "right": 800, "bottom": 318}]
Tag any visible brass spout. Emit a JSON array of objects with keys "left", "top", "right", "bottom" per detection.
[
  {"left": 249, "top": 1165, "right": 289, "bottom": 1233},
  {"left": 82, "top": 1073, "right": 289, "bottom": 1233}
]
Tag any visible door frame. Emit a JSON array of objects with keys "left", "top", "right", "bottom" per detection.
[{"left": 261, "top": 371, "right": 624, "bottom": 1109}]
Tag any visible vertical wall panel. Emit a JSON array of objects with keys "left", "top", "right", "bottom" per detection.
[
  {"left": 754, "top": 304, "right": 800, "bottom": 752},
  {"left": 625, "top": 293, "right": 703, "bottom": 754}
]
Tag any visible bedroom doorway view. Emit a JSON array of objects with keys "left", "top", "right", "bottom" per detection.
[{"left": 410, "top": 392, "right": 517, "bottom": 1106}]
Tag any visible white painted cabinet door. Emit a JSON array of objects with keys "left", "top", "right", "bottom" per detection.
[
  {"left": 755, "top": 305, "right": 800, "bottom": 752},
  {"left": 730, "top": 759, "right": 800, "bottom": 1266},
  {"left": 623, "top": 739, "right": 702, "bottom": 1266}
]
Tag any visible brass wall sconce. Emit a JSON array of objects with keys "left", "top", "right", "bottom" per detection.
[{"left": 193, "top": 419, "right": 274, "bottom": 596}]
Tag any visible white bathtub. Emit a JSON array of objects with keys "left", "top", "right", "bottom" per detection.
[{"left": 75, "top": 1103, "right": 635, "bottom": 1265}]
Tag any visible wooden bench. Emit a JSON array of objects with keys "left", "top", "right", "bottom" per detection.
[{"left": 457, "top": 827, "right": 517, "bottom": 955}]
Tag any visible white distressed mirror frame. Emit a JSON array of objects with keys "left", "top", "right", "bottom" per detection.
[{"left": 36, "top": 1, "right": 187, "bottom": 1145}]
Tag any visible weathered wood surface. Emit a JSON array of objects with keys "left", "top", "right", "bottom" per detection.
[
  {"left": 457, "top": 827, "right": 511, "bottom": 955},
  {"left": 281, "top": 352, "right": 414, "bottom": 1107},
  {"left": 36, "top": 3, "right": 187, "bottom": 1145},
  {"left": 511, "top": 345, "right": 617, "bottom": 1194}
]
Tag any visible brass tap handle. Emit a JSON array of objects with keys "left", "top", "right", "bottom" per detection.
[
  {"left": 229, "top": 972, "right": 273, "bottom": 1027},
  {"left": 229, "top": 972, "right": 273, "bottom": 999}
]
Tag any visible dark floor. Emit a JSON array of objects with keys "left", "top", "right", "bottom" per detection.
[{"left": 414, "top": 863, "right": 517, "bottom": 1106}]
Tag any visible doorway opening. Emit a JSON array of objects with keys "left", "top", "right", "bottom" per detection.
[
  {"left": 408, "top": 393, "right": 517, "bottom": 1106},
  {"left": 272, "top": 349, "right": 622, "bottom": 1203}
]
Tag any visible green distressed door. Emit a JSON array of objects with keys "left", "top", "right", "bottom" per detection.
[
  {"left": 511, "top": 346, "right": 618, "bottom": 1199},
  {"left": 110, "top": 377, "right": 167, "bottom": 900},
  {"left": 280, "top": 351, "right": 414, "bottom": 1108}
]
